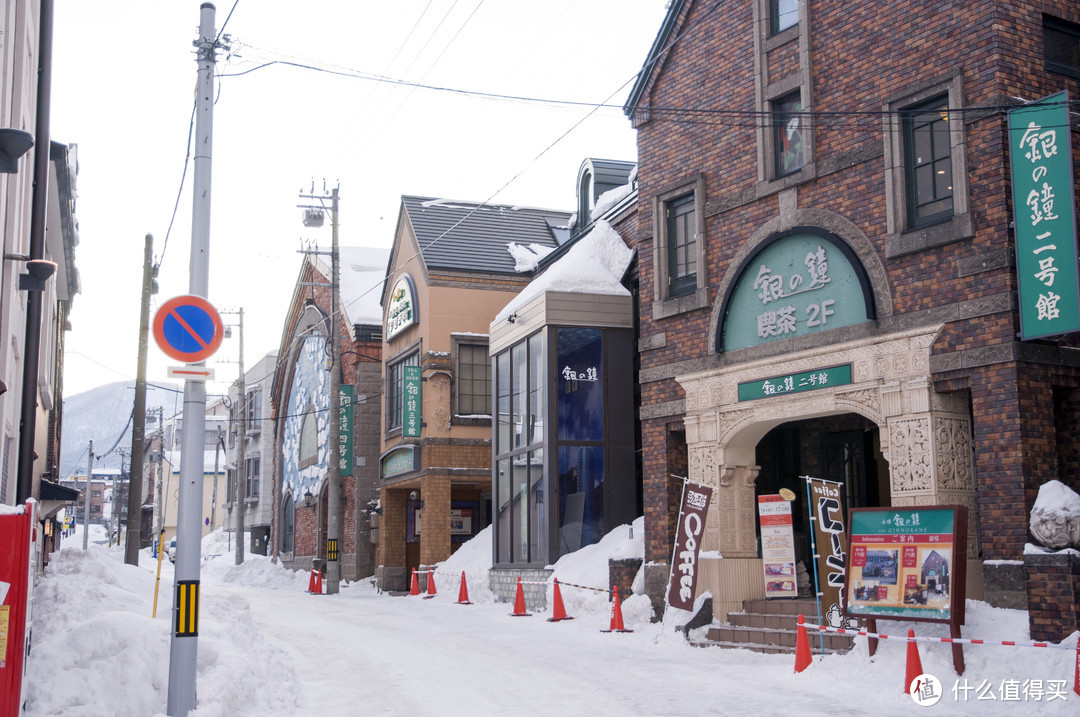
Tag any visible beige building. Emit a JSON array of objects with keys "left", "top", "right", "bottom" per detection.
[{"left": 376, "top": 196, "right": 571, "bottom": 591}]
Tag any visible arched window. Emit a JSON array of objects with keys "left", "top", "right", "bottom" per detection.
[{"left": 298, "top": 402, "right": 318, "bottom": 469}]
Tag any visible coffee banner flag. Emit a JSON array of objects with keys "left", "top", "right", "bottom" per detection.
[
  {"left": 666, "top": 480, "right": 713, "bottom": 612},
  {"left": 806, "top": 476, "right": 854, "bottom": 628}
]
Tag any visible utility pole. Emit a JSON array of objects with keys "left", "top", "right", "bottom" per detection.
[
  {"left": 299, "top": 184, "right": 343, "bottom": 594},
  {"left": 232, "top": 308, "right": 246, "bottom": 565},
  {"left": 168, "top": 6, "right": 219, "bottom": 716},
  {"left": 82, "top": 441, "right": 92, "bottom": 550},
  {"left": 126, "top": 233, "right": 156, "bottom": 565}
]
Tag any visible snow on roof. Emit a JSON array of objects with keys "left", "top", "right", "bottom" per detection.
[
  {"left": 506, "top": 242, "right": 557, "bottom": 272},
  {"left": 495, "top": 220, "right": 634, "bottom": 323},
  {"left": 338, "top": 246, "right": 391, "bottom": 326}
]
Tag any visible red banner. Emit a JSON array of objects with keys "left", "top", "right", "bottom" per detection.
[{"left": 666, "top": 481, "right": 713, "bottom": 612}]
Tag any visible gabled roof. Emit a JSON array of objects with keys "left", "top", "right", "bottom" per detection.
[
  {"left": 623, "top": 0, "right": 688, "bottom": 117},
  {"left": 401, "top": 195, "right": 571, "bottom": 275}
]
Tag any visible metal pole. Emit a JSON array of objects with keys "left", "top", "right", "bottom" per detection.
[
  {"left": 211, "top": 427, "right": 222, "bottom": 531},
  {"left": 126, "top": 234, "right": 155, "bottom": 564},
  {"left": 234, "top": 308, "right": 245, "bottom": 565},
  {"left": 167, "top": 5, "right": 216, "bottom": 715},
  {"left": 326, "top": 187, "right": 342, "bottom": 594},
  {"left": 82, "top": 441, "right": 92, "bottom": 550},
  {"left": 15, "top": 0, "right": 54, "bottom": 503}
]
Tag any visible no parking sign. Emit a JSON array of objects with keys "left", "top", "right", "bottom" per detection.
[{"left": 153, "top": 295, "right": 224, "bottom": 363}]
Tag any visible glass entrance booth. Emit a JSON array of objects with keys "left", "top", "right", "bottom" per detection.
[{"left": 490, "top": 300, "right": 636, "bottom": 579}]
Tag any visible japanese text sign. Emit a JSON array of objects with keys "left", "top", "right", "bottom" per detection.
[
  {"left": 666, "top": 481, "right": 713, "bottom": 612},
  {"left": 1008, "top": 91, "right": 1080, "bottom": 339},
  {"left": 402, "top": 365, "right": 422, "bottom": 438}
]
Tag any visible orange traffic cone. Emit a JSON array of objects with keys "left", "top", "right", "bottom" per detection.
[
  {"left": 794, "top": 614, "right": 813, "bottom": 673},
  {"left": 546, "top": 578, "right": 573, "bottom": 622},
  {"left": 306, "top": 569, "right": 317, "bottom": 593},
  {"left": 1073, "top": 641, "right": 1079, "bottom": 697},
  {"left": 313, "top": 569, "right": 323, "bottom": 595},
  {"left": 456, "top": 571, "right": 472, "bottom": 605},
  {"left": 905, "top": 629, "right": 924, "bottom": 694},
  {"left": 510, "top": 577, "right": 530, "bottom": 616},
  {"left": 410, "top": 568, "right": 419, "bottom": 596},
  {"left": 423, "top": 570, "right": 438, "bottom": 599},
  {"left": 601, "top": 585, "right": 633, "bottom": 632}
]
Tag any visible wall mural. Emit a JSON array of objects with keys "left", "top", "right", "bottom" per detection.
[{"left": 282, "top": 336, "right": 330, "bottom": 501}]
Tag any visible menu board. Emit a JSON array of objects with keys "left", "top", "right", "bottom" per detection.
[{"left": 758, "top": 495, "right": 798, "bottom": 599}]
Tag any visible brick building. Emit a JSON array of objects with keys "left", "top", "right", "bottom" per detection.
[
  {"left": 624, "top": 0, "right": 1080, "bottom": 640},
  {"left": 376, "top": 196, "right": 570, "bottom": 592},
  {"left": 270, "top": 246, "right": 387, "bottom": 581}
]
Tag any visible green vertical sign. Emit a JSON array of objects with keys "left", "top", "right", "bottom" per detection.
[
  {"left": 339, "top": 384, "right": 354, "bottom": 476},
  {"left": 1008, "top": 91, "right": 1080, "bottom": 339},
  {"left": 403, "top": 365, "right": 422, "bottom": 438}
]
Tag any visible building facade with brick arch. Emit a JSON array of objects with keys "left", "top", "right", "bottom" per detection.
[{"left": 624, "top": 0, "right": 1080, "bottom": 641}]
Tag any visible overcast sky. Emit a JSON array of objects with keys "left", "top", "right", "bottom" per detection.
[{"left": 51, "top": 0, "right": 668, "bottom": 398}]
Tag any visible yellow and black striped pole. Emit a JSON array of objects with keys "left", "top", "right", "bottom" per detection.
[{"left": 174, "top": 580, "right": 200, "bottom": 637}]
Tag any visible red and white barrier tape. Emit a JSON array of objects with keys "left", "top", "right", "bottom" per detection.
[
  {"left": 518, "top": 579, "right": 611, "bottom": 594},
  {"left": 802, "top": 621, "right": 1077, "bottom": 651}
]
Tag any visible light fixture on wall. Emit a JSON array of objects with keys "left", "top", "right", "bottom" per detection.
[
  {"left": 303, "top": 490, "right": 315, "bottom": 510},
  {"left": 409, "top": 490, "right": 424, "bottom": 509}
]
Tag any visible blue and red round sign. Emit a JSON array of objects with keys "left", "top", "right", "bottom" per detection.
[{"left": 152, "top": 295, "right": 224, "bottom": 363}]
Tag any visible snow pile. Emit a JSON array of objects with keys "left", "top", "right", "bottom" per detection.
[
  {"left": 495, "top": 220, "right": 634, "bottom": 324},
  {"left": 1028, "top": 479, "right": 1080, "bottom": 552}
]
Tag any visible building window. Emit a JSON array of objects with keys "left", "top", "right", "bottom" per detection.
[
  {"left": 494, "top": 332, "right": 545, "bottom": 565},
  {"left": 245, "top": 390, "right": 261, "bottom": 427},
  {"left": 903, "top": 97, "right": 953, "bottom": 227},
  {"left": 882, "top": 75, "right": 972, "bottom": 256},
  {"left": 771, "top": 0, "right": 798, "bottom": 35},
  {"left": 245, "top": 457, "right": 260, "bottom": 499},
  {"left": 282, "top": 494, "right": 294, "bottom": 553},
  {"left": 1045, "top": 16, "right": 1080, "bottom": 79},
  {"left": 667, "top": 194, "right": 697, "bottom": 296},
  {"left": 773, "top": 91, "right": 805, "bottom": 177},
  {"left": 387, "top": 352, "right": 420, "bottom": 431},
  {"left": 652, "top": 176, "right": 707, "bottom": 318},
  {"left": 298, "top": 403, "right": 318, "bottom": 469},
  {"left": 455, "top": 340, "right": 491, "bottom": 418}
]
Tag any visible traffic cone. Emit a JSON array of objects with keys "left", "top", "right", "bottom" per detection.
[
  {"left": 409, "top": 568, "right": 419, "bottom": 596},
  {"left": 1073, "top": 641, "right": 1079, "bottom": 697},
  {"left": 456, "top": 571, "right": 472, "bottom": 605},
  {"left": 601, "top": 585, "right": 633, "bottom": 632},
  {"left": 794, "top": 614, "right": 813, "bottom": 673},
  {"left": 546, "top": 578, "right": 573, "bottom": 621},
  {"left": 904, "top": 629, "right": 923, "bottom": 694},
  {"left": 423, "top": 570, "right": 438, "bottom": 599},
  {"left": 313, "top": 569, "right": 323, "bottom": 595},
  {"left": 510, "top": 577, "right": 530, "bottom": 616},
  {"left": 306, "top": 569, "right": 317, "bottom": 593}
]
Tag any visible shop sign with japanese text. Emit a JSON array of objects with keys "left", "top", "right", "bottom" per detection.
[
  {"left": 720, "top": 231, "right": 873, "bottom": 352},
  {"left": 402, "top": 365, "right": 422, "bottom": 438},
  {"left": 738, "top": 364, "right": 851, "bottom": 402},
  {"left": 385, "top": 274, "right": 418, "bottom": 340},
  {"left": 339, "top": 385, "right": 354, "bottom": 476},
  {"left": 845, "top": 506, "right": 967, "bottom": 624},
  {"left": 1008, "top": 91, "right": 1080, "bottom": 339},
  {"left": 666, "top": 481, "right": 713, "bottom": 612}
]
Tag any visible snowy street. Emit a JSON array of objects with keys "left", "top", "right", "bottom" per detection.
[{"left": 20, "top": 525, "right": 1079, "bottom": 716}]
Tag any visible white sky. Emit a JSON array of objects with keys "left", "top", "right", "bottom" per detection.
[
  {"left": 51, "top": 0, "right": 669, "bottom": 396},
  {"left": 20, "top": 519, "right": 1080, "bottom": 715}
]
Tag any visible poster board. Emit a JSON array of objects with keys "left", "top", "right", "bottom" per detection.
[
  {"left": 844, "top": 506, "right": 967, "bottom": 625},
  {"left": 758, "top": 494, "right": 798, "bottom": 599}
]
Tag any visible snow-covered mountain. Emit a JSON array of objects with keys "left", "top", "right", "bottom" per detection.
[{"left": 59, "top": 381, "right": 181, "bottom": 480}]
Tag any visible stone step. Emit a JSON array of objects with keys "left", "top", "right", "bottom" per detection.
[
  {"left": 690, "top": 636, "right": 853, "bottom": 656},
  {"left": 740, "top": 598, "right": 821, "bottom": 616},
  {"left": 704, "top": 623, "right": 855, "bottom": 652}
]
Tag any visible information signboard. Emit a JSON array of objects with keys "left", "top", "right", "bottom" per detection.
[
  {"left": 758, "top": 494, "right": 798, "bottom": 599},
  {"left": 845, "top": 506, "right": 967, "bottom": 624},
  {"left": 402, "top": 365, "right": 422, "bottom": 438}
]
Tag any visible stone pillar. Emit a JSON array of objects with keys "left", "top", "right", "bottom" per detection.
[{"left": 419, "top": 474, "right": 451, "bottom": 568}]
